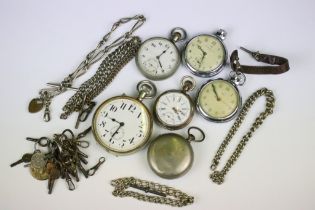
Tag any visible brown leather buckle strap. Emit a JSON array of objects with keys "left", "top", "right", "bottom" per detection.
[{"left": 230, "top": 47, "right": 290, "bottom": 74}]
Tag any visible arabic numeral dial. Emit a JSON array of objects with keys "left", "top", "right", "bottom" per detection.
[
  {"left": 93, "top": 97, "right": 151, "bottom": 154},
  {"left": 136, "top": 37, "right": 180, "bottom": 80}
]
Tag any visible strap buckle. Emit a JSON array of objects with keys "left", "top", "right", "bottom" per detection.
[{"left": 240, "top": 46, "right": 261, "bottom": 61}]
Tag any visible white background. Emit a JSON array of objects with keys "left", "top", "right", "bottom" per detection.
[{"left": 0, "top": 0, "right": 314, "bottom": 210}]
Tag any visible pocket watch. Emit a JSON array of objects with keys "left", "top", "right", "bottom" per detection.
[
  {"left": 147, "top": 127, "right": 205, "bottom": 179},
  {"left": 92, "top": 80, "right": 156, "bottom": 155},
  {"left": 136, "top": 27, "right": 187, "bottom": 80},
  {"left": 153, "top": 76, "right": 195, "bottom": 130},
  {"left": 183, "top": 29, "right": 227, "bottom": 77},
  {"left": 196, "top": 71, "right": 245, "bottom": 122}
]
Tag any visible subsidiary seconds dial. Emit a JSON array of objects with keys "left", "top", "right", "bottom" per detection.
[
  {"left": 183, "top": 29, "right": 227, "bottom": 77},
  {"left": 136, "top": 38, "right": 179, "bottom": 80},
  {"left": 136, "top": 28, "right": 186, "bottom": 80}
]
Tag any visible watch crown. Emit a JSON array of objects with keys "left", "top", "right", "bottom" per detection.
[
  {"left": 215, "top": 29, "right": 227, "bottom": 41},
  {"left": 170, "top": 27, "right": 187, "bottom": 42}
]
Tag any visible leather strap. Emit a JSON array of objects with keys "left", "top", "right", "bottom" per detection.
[{"left": 230, "top": 47, "right": 290, "bottom": 74}]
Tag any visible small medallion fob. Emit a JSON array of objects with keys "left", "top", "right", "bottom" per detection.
[
  {"left": 28, "top": 98, "right": 44, "bottom": 113},
  {"left": 136, "top": 28, "right": 187, "bottom": 80}
]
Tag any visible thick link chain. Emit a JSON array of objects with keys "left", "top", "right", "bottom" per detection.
[
  {"left": 66, "top": 15, "right": 145, "bottom": 82},
  {"left": 61, "top": 36, "right": 141, "bottom": 118},
  {"left": 210, "top": 88, "right": 275, "bottom": 184},
  {"left": 34, "top": 15, "right": 145, "bottom": 121},
  {"left": 111, "top": 177, "right": 194, "bottom": 207}
]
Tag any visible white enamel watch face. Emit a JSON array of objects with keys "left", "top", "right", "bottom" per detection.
[
  {"left": 92, "top": 96, "right": 152, "bottom": 155},
  {"left": 154, "top": 91, "right": 193, "bottom": 129},
  {"left": 197, "top": 79, "right": 241, "bottom": 122},
  {"left": 184, "top": 34, "right": 226, "bottom": 77},
  {"left": 136, "top": 37, "right": 180, "bottom": 80}
]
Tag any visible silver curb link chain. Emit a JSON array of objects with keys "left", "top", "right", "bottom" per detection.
[
  {"left": 111, "top": 177, "right": 194, "bottom": 207},
  {"left": 33, "top": 15, "right": 146, "bottom": 121},
  {"left": 61, "top": 36, "right": 141, "bottom": 119},
  {"left": 210, "top": 88, "right": 276, "bottom": 184}
]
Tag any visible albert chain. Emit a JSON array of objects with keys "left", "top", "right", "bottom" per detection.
[
  {"left": 111, "top": 177, "right": 194, "bottom": 207},
  {"left": 210, "top": 88, "right": 275, "bottom": 184},
  {"left": 32, "top": 15, "right": 146, "bottom": 122}
]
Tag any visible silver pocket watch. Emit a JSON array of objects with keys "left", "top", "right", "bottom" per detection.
[
  {"left": 136, "top": 28, "right": 187, "bottom": 80},
  {"left": 147, "top": 127, "right": 205, "bottom": 179},
  {"left": 153, "top": 76, "right": 195, "bottom": 130},
  {"left": 182, "top": 29, "right": 228, "bottom": 77},
  {"left": 92, "top": 80, "right": 156, "bottom": 156},
  {"left": 196, "top": 71, "right": 245, "bottom": 122}
]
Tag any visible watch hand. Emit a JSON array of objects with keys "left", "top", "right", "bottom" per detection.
[
  {"left": 106, "top": 115, "right": 122, "bottom": 124},
  {"left": 109, "top": 122, "right": 124, "bottom": 142},
  {"left": 197, "top": 45, "right": 207, "bottom": 68},
  {"left": 211, "top": 84, "right": 221, "bottom": 101},
  {"left": 198, "top": 45, "right": 207, "bottom": 55},
  {"left": 172, "top": 107, "right": 179, "bottom": 114},
  {"left": 157, "top": 47, "right": 170, "bottom": 58},
  {"left": 157, "top": 58, "right": 164, "bottom": 70},
  {"left": 172, "top": 107, "right": 182, "bottom": 121},
  {"left": 155, "top": 47, "right": 170, "bottom": 71},
  {"left": 198, "top": 54, "right": 205, "bottom": 68},
  {"left": 179, "top": 109, "right": 186, "bottom": 116}
]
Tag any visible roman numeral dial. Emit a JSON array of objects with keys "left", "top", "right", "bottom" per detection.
[{"left": 155, "top": 91, "right": 194, "bottom": 130}]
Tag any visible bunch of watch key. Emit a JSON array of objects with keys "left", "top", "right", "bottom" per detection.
[{"left": 11, "top": 15, "right": 283, "bottom": 206}]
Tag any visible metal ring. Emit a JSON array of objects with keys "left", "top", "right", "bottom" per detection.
[
  {"left": 62, "top": 129, "right": 75, "bottom": 140},
  {"left": 215, "top": 29, "right": 227, "bottom": 41},
  {"left": 187, "top": 126, "right": 205, "bottom": 142},
  {"left": 170, "top": 27, "right": 187, "bottom": 42},
  {"left": 229, "top": 71, "right": 246, "bottom": 86},
  {"left": 181, "top": 75, "right": 196, "bottom": 92},
  {"left": 38, "top": 137, "right": 50, "bottom": 147},
  {"left": 137, "top": 80, "right": 157, "bottom": 99},
  {"left": 76, "top": 140, "right": 90, "bottom": 148}
]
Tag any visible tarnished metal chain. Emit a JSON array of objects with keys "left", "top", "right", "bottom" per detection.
[
  {"left": 66, "top": 14, "right": 145, "bottom": 81},
  {"left": 111, "top": 177, "right": 194, "bottom": 207},
  {"left": 33, "top": 15, "right": 145, "bottom": 121},
  {"left": 60, "top": 36, "right": 141, "bottom": 119},
  {"left": 210, "top": 88, "right": 275, "bottom": 184}
]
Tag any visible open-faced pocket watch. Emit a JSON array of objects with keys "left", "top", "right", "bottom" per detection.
[
  {"left": 182, "top": 29, "right": 227, "bottom": 77},
  {"left": 147, "top": 127, "right": 205, "bottom": 179},
  {"left": 196, "top": 71, "right": 245, "bottom": 122},
  {"left": 153, "top": 76, "right": 195, "bottom": 130},
  {"left": 92, "top": 80, "right": 156, "bottom": 155},
  {"left": 136, "top": 27, "right": 187, "bottom": 80}
]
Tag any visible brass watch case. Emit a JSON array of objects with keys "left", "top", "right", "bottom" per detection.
[{"left": 92, "top": 95, "right": 153, "bottom": 156}]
